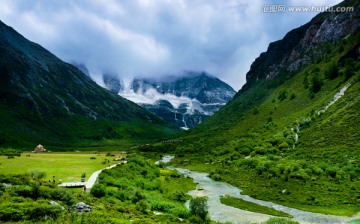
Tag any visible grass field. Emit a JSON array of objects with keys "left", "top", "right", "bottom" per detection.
[{"left": 0, "top": 152, "right": 123, "bottom": 182}]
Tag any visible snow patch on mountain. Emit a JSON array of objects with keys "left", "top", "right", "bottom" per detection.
[{"left": 120, "top": 86, "right": 216, "bottom": 116}]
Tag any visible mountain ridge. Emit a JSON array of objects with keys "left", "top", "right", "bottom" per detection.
[{"left": 0, "top": 20, "right": 177, "bottom": 148}]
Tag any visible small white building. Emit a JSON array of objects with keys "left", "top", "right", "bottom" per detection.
[{"left": 34, "top": 144, "right": 46, "bottom": 152}]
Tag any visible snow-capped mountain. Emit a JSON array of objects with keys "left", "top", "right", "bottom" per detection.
[{"left": 103, "top": 71, "right": 236, "bottom": 129}]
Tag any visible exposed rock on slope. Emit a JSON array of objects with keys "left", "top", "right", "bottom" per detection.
[{"left": 240, "top": 1, "right": 359, "bottom": 94}]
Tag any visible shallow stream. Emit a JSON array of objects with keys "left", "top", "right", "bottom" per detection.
[{"left": 158, "top": 156, "right": 358, "bottom": 224}]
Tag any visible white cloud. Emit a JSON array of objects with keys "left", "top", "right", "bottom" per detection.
[{"left": 0, "top": 0, "right": 343, "bottom": 90}]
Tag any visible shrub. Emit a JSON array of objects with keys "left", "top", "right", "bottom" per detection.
[
  {"left": 170, "top": 190, "right": 187, "bottom": 202},
  {"left": 40, "top": 187, "right": 75, "bottom": 205},
  {"left": 290, "top": 93, "right": 296, "bottom": 100},
  {"left": 324, "top": 63, "right": 339, "bottom": 80},
  {"left": 310, "top": 75, "right": 323, "bottom": 93},
  {"left": 0, "top": 174, "right": 31, "bottom": 185},
  {"left": 303, "top": 75, "right": 309, "bottom": 89},
  {"left": 29, "top": 169, "right": 46, "bottom": 180},
  {"left": 149, "top": 200, "right": 175, "bottom": 212},
  {"left": 136, "top": 200, "right": 150, "bottom": 214},
  {"left": 0, "top": 203, "right": 62, "bottom": 222},
  {"left": 170, "top": 206, "right": 190, "bottom": 218},
  {"left": 278, "top": 90, "right": 288, "bottom": 101},
  {"left": 0, "top": 205, "right": 25, "bottom": 221},
  {"left": 26, "top": 204, "right": 63, "bottom": 220},
  {"left": 209, "top": 173, "right": 222, "bottom": 181},
  {"left": 278, "top": 141, "right": 289, "bottom": 150},
  {"left": 256, "top": 163, "right": 267, "bottom": 175},
  {"left": 189, "top": 197, "right": 208, "bottom": 220},
  {"left": 0, "top": 148, "right": 22, "bottom": 157},
  {"left": 188, "top": 215, "right": 205, "bottom": 224},
  {"left": 326, "top": 166, "right": 339, "bottom": 178},
  {"left": 132, "top": 190, "right": 146, "bottom": 203},
  {"left": 90, "top": 184, "right": 106, "bottom": 198},
  {"left": 157, "top": 161, "right": 166, "bottom": 168}
]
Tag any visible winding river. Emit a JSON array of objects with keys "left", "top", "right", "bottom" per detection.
[{"left": 158, "top": 156, "right": 359, "bottom": 224}]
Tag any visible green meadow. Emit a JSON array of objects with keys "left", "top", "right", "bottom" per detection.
[{"left": 0, "top": 152, "right": 120, "bottom": 182}]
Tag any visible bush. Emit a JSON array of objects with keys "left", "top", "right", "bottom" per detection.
[
  {"left": 310, "top": 75, "right": 323, "bottom": 93},
  {"left": 90, "top": 184, "right": 106, "bottom": 198},
  {"left": 156, "top": 161, "right": 166, "bottom": 168},
  {"left": 29, "top": 169, "right": 46, "bottom": 180},
  {"left": 188, "top": 215, "right": 205, "bottom": 224},
  {"left": 290, "top": 93, "right": 296, "bottom": 100},
  {"left": 12, "top": 185, "right": 35, "bottom": 198},
  {"left": 0, "top": 205, "right": 24, "bottom": 221},
  {"left": 0, "top": 174, "right": 31, "bottom": 185},
  {"left": 39, "top": 187, "right": 75, "bottom": 205},
  {"left": 136, "top": 200, "right": 150, "bottom": 214},
  {"left": 0, "top": 203, "right": 62, "bottom": 222},
  {"left": 326, "top": 166, "right": 339, "bottom": 178},
  {"left": 170, "top": 206, "right": 190, "bottom": 218},
  {"left": 256, "top": 163, "right": 267, "bottom": 175},
  {"left": 0, "top": 148, "right": 22, "bottom": 157},
  {"left": 324, "top": 63, "right": 339, "bottom": 80},
  {"left": 150, "top": 200, "right": 174, "bottom": 212},
  {"left": 278, "top": 89, "right": 288, "bottom": 101},
  {"left": 189, "top": 197, "right": 208, "bottom": 220},
  {"left": 278, "top": 141, "right": 289, "bottom": 150},
  {"left": 170, "top": 190, "right": 187, "bottom": 202},
  {"left": 132, "top": 190, "right": 146, "bottom": 203},
  {"left": 303, "top": 75, "right": 309, "bottom": 89}
]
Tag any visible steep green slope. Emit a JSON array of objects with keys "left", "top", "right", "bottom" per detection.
[
  {"left": 0, "top": 21, "right": 178, "bottom": 149},
  {"left": 164, "top": 2, "right": 360, "bottom": 215}
]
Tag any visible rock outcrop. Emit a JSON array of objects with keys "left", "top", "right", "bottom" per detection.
[
  {"left": 240, "top": 1, "right": 359, "bottom": 94},
  {"left": 70, "top": 202, "right": 92, "bottom": 213}
]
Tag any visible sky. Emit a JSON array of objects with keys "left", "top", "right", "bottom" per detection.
[{"left": 0, "top": 0, "right": 342, "bottom": 90}]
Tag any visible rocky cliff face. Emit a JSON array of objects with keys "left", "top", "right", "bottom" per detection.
[
  {"left": 240, "top": 0, "right": 359, "bottom": 94},
  {"left": 102, "top": 72, "right": 236, "bottom": 129},
  {"left": 103, "top": 73, "right": 123, "bottom": 94}
]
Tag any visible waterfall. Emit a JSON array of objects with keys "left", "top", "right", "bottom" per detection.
[
  {"left": 292, "top": 82, "right": 351, "bottom": 149},
  {"left": 292, "top": 124, "right": 300, "bottom": 148},
  {"left": 182, "top": 114, "right": 189, "bottom": 130},
  {"left": 320, "top": 83, "right": 351, "bottom": 114}
]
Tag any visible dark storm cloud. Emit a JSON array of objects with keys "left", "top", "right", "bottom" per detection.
[{"left": 0, "top": 0, "right": 342, "bottom": 90}]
